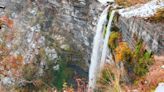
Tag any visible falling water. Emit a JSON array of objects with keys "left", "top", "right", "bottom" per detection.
[
  {"left": 88, "top": 5, "right": 110, "bottom": 90},
  {"left": 99, "top": 0, "right": 164, "bottom": 68},
  {"left": 97, "top": 0, "right": 115, "bottom": 5},
  {"left": 100, "top": 10, "right": 116, "bottom": 69},
  {"left": 88, "top": 0, "right": 163, "bottom": 91}
]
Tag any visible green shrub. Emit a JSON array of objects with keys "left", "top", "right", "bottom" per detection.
[
  {"left": 52, "top": 57, "right": 74, "bottom": 91},
  {"left": 108, "top": 31, "right": 120, "bottom": 49},
  {"left": 133, "top": 51, "right": 153, "bottom": 76},
  {"left": 122, "top": 40, "right": 153, "bottom": 82}
]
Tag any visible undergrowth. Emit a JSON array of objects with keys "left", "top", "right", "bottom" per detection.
[{"left": 98, "top": 35, "right": 154, "bottom": 91}]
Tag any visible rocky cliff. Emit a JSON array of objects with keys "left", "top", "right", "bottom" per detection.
[
  {"left": 0, "top": 0, "right": 105, "bottom": 90},
  {"left": 118, "top": 17, "right": 164, "bottom": 55},
  {"left": 0, "top": 0, "right": 163, "bottom": 91}
]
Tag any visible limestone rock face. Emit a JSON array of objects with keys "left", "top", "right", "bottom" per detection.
[
  {"left": 44, "top": 0, "right": 103, "bottom": 70},
  {"left": 118, "top": 17, "right": 164, "bottom": 55},
  {"left": 0, "top": 0, "right": 103, "bottom": 86}
]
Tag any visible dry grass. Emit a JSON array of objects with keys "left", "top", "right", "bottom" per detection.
[
  {"left": 96, "top": 64, "right": 127, "bottom": 92},
  {"left": 116, "top": 0, "right": 149, "bottom": 7},
  {"left": 148, "top": 8, "right": 164, "bottom": 22},
  {"left": 125, "top": 55, "right": 164, "bottom": 92}
]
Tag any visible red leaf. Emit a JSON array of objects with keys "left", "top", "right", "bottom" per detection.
[{"left": 0, "top": 16, "right": 14, "bottom": 28}]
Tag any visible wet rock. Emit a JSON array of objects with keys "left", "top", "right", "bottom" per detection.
[
  {"left": 45, "top": 47, "right": 58, "bottom": 60},
  {"left": 1, "top": 77, "right": 14, "bottom": 86},
  {"left": 53, "top": 64, "right": 60, "bottom": 70},
  {"left": 60, "top": 44, "right": 70, "bottom": 51}
]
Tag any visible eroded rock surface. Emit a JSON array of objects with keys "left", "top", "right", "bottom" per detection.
[
  {"left": 0, "top": 0, "right": 103, "bottom": 88},
  {"left": 118, "top": 17, "right": 164, "bottom": 55}
]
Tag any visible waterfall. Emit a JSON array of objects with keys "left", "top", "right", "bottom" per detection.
[
  {"left": 97, "top": 0, "right": 114, "bottom": 5},
  {"left": 88, "top": 5, "right": 110, "bottom": 90},
  {"left": 100, "top": 10, "right": 115, "bottom": 69},
  {"left": 88, "top": 0, "right": 163, "bottom": 91}
]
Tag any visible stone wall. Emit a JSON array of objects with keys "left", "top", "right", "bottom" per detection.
[{"left": 118, "top": 17, "right": 164, "bottom": 55}]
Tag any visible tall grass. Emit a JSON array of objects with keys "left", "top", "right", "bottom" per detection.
[{"left": 97, "top": 64, "right": 126, "bottom": 92}]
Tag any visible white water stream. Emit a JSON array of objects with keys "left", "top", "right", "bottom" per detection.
[
  {"left": 100, "top": 10, "right": 115, "bottom": 69},
  {"left": 97, "top": 0, "right": 115, "bottom": 5},
  {"left": 88, "top": 5, "right": 110, "bottom": 90},
  {"left": 88, "top": 0, "right": 164, "bottom": 91}
]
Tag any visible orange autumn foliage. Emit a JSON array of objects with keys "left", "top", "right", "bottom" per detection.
[
  {"left": 1, "top": 55, "right": 23, "bottom": 77},
  {"left": 0, "top": 44, "right": 23, "bottom": 77},
  {"left": 115, "top": 42, "right": 132, "bottom": 63},
  {"left": 0, "top": 16, "right": 14, "bottom": 28},
  {"left": 9, "top": 55, "right": 23, "bottom": 69}
]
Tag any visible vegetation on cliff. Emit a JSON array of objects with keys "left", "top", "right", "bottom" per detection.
[
  {"left": 116, "top": 0, "right": 149, "bottom": 7},
  {"left": 97, "top": 29, "right": 155, "bottom": 91},
  {"left": 0, "top": 0, "right": 163, "bottom": 91}
]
